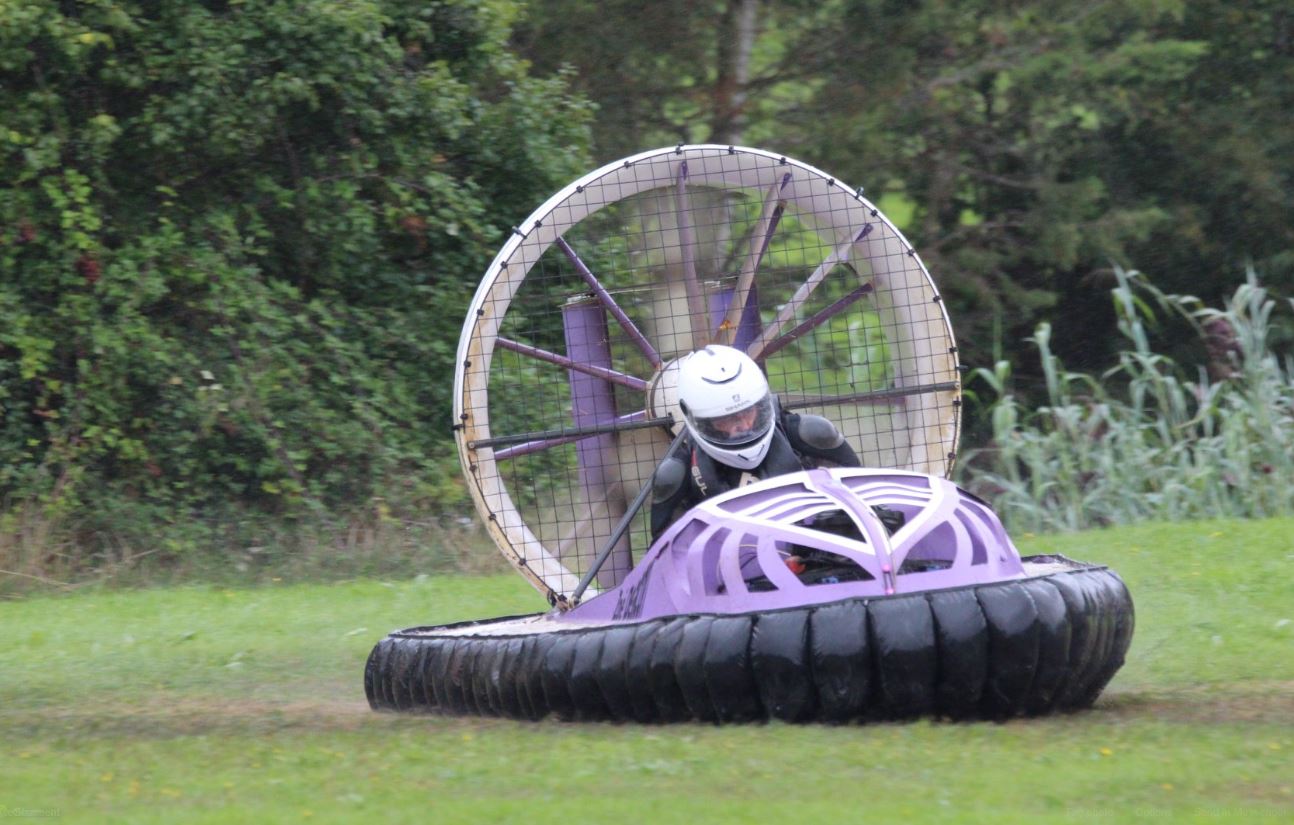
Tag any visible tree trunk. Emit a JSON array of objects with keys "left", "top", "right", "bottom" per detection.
[{"left": 712, "top": 0, "right": 759, "bottom": 145}]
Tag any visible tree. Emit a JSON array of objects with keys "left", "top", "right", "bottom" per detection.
[
  {"left": 514, "top": 0, "right": 794, "bottom": 157},
  {"left": 516, "top": 0, "right": 1294, "bottom": 389},
  {"left": 0, "top": 0, "right": 592, "bottom": 555},
  {"left": 791, "top": 1, "right": 1218, "bottom": 371}
]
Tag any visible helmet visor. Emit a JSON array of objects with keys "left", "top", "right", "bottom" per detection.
[{"left": 690, "top": 396, "right": 775, "bottom": 447}]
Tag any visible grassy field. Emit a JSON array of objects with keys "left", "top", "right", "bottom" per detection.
[{"left": 2, "top": 519, "right": 1292, "bottom": 824}]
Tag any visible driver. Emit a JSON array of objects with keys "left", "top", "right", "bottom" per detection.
[{"left": 650, "top": 345, "right": 861, "bottom": 539}]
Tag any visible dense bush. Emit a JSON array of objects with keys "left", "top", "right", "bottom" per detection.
[
  {"left": 961, "top": 270, "right": 1294, "bottom": 532},
  {"left": 0, "top": 0, "right": 591, "bottom": 568}
]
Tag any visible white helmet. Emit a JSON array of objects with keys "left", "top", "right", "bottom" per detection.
[{"left": 676, "top": 345, "right": 776, "bottom": 470}]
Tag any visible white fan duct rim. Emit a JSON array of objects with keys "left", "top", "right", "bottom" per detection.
[{"left": 453, "top": 145, "right": 961, "bottom": 599}]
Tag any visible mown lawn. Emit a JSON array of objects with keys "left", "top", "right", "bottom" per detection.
[{"left": 2, "top": 519, "right": 1292, "bottom": 824}]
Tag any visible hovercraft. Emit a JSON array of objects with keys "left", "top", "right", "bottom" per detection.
[{"left": 365, "top": 146, "right": 1133, "bottom": 722}]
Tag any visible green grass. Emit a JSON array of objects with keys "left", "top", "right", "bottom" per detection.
[{"left": 2, "top": 519, "right": 1293, "bottom": 823}]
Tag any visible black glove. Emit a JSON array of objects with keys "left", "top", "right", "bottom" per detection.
[{"left": 872, "top": 505, "right": 906, "bottom": 535}]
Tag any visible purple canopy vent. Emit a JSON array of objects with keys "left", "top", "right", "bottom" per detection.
[{"left": 567, "top": 468, "right": 1025, "bottom": 622}]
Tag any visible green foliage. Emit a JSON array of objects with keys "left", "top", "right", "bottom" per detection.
[
  {"left": 5, "top": 0, "right": 1291, "bottom": 574},
  {"left": 961, "top": 269, "right": 1294, "bottom": 531},
  {"left": 0, "top": 1, "right": 592, "bottom": 562},
  {"left": 517, "top": 0, "right": 1294, "bottom": 398}
]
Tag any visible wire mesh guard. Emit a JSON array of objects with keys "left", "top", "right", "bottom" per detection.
[{"left": 454, "top": 146, "right": 960, "bottom": 602}]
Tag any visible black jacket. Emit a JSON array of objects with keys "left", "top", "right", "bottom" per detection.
[{"left": 649, "top": 410, "right": 860, "bottom": 540}]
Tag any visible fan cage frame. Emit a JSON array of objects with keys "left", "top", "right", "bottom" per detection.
[{"left": 453, "top": 145, "right": 961, "bottom": 600}]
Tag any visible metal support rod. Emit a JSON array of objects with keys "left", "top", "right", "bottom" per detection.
[
  {"left": 468, "top": 413, "right": 670, "bottom": 451},
  {"left": 556, "top": 237, "right": 663, "bottom": 368},
  {"left": 570, "top": 427, "right": 689, "bottom": 605}
]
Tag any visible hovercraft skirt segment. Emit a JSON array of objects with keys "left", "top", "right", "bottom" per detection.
[{"left": 365, "top": 562, "right": 1133, "bottom": 723}]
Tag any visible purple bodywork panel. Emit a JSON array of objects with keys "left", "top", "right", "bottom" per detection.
[{"left": 564, "top": 467, "right": 1025, "bottom": 623}]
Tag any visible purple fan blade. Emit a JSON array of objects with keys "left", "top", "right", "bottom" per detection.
[
  {"left": 497, "top": 337, "right": 648, "bottom": 392},
  {"left": 721, "top": 172, "right": 791, "bottom": 345},
  {"left": 748, "top": 223, "right": 874, "bottom": 359},
  {"left": 556, "top": 237, "right": 663, "bottom": 369},
  {"left": 755, "top": 282, "right": 874, "bottom": 362},
  {"left": 487, "top": 411, "right": 656, "bottom": 460},
  {"left": 709, "top": 287, "right": 762, "bottom": 352}
]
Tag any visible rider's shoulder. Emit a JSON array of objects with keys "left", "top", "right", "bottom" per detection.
[
  {"left": 652, "top": 453, "right": 689, "bottom": 502},
  {"left": 788, "top": 412, "right": 845, "bottom": 450}
]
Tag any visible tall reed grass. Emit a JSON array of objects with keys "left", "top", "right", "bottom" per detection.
[{"left": 960, "top": 268, "right": 1294, "bottom": 532}]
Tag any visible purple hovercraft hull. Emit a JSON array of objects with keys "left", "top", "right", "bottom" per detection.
[{"left": 365, "top": 469, "right": 1134, "bottom": 722}]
